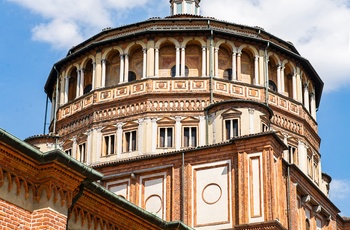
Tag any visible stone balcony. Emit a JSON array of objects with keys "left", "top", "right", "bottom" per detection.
[{"left": 57, "top": 77, "right": 318, "bottom": 135}]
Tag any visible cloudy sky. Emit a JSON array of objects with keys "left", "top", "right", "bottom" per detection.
[{"left": 1, "top": 0, "right": 350, "bottom": 217}]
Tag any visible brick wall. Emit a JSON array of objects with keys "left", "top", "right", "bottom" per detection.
[
  {"left": 0, "top": 199, "right": 31, "bottom": 229},
  {"left": 0, "top": 200, "right": 67, "bottom": 230}
]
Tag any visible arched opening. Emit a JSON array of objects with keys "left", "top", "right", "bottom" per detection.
[
  {"left": 83, "top": 59, "right": 93, "bottom": 94},
  {"left": 284, "top": 64, "right": 293, "bottom": 97},
  {"left": 128, "top": 45, "right": 143, "bottom": 81},
  {"left": 171, "top": 65, "right": 189, "bottom": 77},
  {"left": 223, "top": 69, "right": 232, "bottom": 80},
  {"left": 105, "top": 50, "right": 120, "bottom": 87},
  {"left": 159, "top": 42, "right": 176, "bottom": 77},
  {"left": 68, "top": 67, "right": 78, "bottom": 102},
  {"left": 128, "top": 71, "right": 136, "bottom": 82},
  {"left": 241, "top": 50, "right": 254, "bottom": 84},
  {"left": 305, "top": 218, "right": 310, "bottom": 230},
  {"left": 185, "top": 42, "right": 202, "bottom": 77},
  {"left": 268, "top": 57, "right": 278, "bottom": 92},
  {"left": 268, "top": 80, "right": 277, "bottom": 92},
  {"left": 218, "top": 45, "right": 231, "bottom": 79}
]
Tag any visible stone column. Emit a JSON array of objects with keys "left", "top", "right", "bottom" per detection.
[
  {"left": 64, "top": 76, "right": 69, "bottom": 104},
  {"left": 237, "top": 52, "right": 242, "bottom": 81},
  {"left": 72, "top": 137, "right": 77, "bottom": 160},
  {"left": 249, "top": 108, "right": 255, "bottom": 134},
  {"left": 298, "top": 140, "right": 308, "bottom": 174},
  {"left": 310, "top": 93, "right": 316, "bottom": 120},
  {"left": 176, "top": 47, "right": 180, "bottom": 77},
  {"left": 76, "top": 69, "right": 80, "bottom": 98},
  {"left": 199, "top": 115, "right": 206, "bottom": 146},
  {"left": 277, "top": 65, "right": 281, "bottom": 93},
  {"left": 92, "top": 128, "right": 101, "bottom": 163},
  {"left": 292, "top": 73, "right": 297, "bottom": 100},
  {"left": 175, "top": 116, "right": 182, "bottom": 150},
  {"left": 181, "top": 47, "right": 186, "bottom": 77},
  {"left": 92, "top": 62, "right": 96, "bottom": 90},
  {"left": 296, "top": 69, "right": 302, "bottom": 102},
  {"left": 138, "top": 118, "right": 144, "bottom": 155},
  {"left": 117, "top": 123, "right": 123, "bottom": 156},
  {"left": 281, "top": 66, "right": 285, "bottom": 94},
  {"left": 232, "top": 52, "right": 237, "bottom": 81},
  {"left": 214, "top": 47, "right": 219, "bottom": 78},
  {"left": 254, "top": 56, "right": 259, "bottom": 85},
  {"left": 303, "top": 84, "right": 310, "bottom": 112},
  {"left": 124, "top": 54, "right": 129, "bottom": 82},
  {"left": 119, "top": 54, "right": 124, "bottom": 83},
  {"left": 86, "top": 129, "right": 92, "bottom": 165},
  {"left": 142, "top": 48, "right": 147, "bottom": 79},
  {"left": 146, "top": 39, "right": 155, "bottom": 77},
  {"left": 80, "top": 68, "right": 85, "bottom": 95},
  {"left": 154, "top": 48, "right": 159, "bottom": 77},
  {"left": 283, "top": 134, "right": 289, "bottom": 161},
  {"left": 151, "top": 118, "right": 157, "bottom": 153},
  {"left": 202, "top": 47, "right": 206, "bottom": 77},
  {"left": 101, "top": 59, "right": 106, "bottom": 87}
]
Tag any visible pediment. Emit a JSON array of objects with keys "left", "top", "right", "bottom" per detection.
[
  {"left": 101, "top": 125, "right": 117, "bottom": 133},
  {"left": 123, "top": 121, "right": 139, "bottom": 129},
  {"left": 181, "top": 116, "right": 199, "bottom": 124},
  {"left": 221, "top": 109, "right": 242, "bottom": 119},
  {"left": 157, "top": 117, "right": 176, "bottom": 125}
]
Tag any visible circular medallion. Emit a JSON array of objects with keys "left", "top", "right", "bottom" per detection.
[
  {"left": 145, "top": 195, "right": 162, "bottom": 214},
  {"left": 202, "top": 183, "right": 222, "bottom": 205}
]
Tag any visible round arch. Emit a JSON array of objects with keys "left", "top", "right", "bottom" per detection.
[
  {"left": 181, "top": 37, "right": 206, "bottom": 47},
  {"left": 102, "top": 46, "right": 124, "bottom": 60},
  {"left": 155, "top": 37, "right": 180, "bottom": 49}
]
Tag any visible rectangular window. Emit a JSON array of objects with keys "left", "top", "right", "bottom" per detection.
[
  {"left": 176, "top": 2, "right": 182, "bottom": 14},
  {"left": 78, "top": 143, "right": 86, "bottom": 163},
  {"left": 225, "top": 119, "right": 238, "bottom": 140},
  {"left": 183, "top": 127, "right": 197, "bottom": 148},
  {"left": 186, "top": 1, "right": 192, "bottom": 14},
  {"left": 262, "top": 123, "right": 269, "bottom": 132},
  {"left": 65, "top": 149, "right": 72, "bottom": 156},
  {"left": 314, "top": 159, "right": 319, "bottom": 184},
  {"left": 307, "top": 154, "right": 312, "bottom": 178},
  {"left": 124, "top": 130, "right": 137, "bottom": 152},
  {"left": 316, "top": 217, "right": 322, "bottom": 230},
  {"left": 103, "top": 134, "right": 116, "bottom": 156},
  {"left": 159, "top": 127, "right": 173, "bottom": 148},
  {"left": 288, "top": 146, "right": 298, "bottom": 165}
]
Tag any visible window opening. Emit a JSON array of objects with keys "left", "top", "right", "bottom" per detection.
[
  {"left": 124, "top": 130, "right": 137, "bottom": 152},
  {"left": 159, "top": 127, "right": 173, "bottom": 148},
  {"left": 171, "top": 65, "right": 189, "bottom": 77},
  {"left": 223, "top": 68, "right": 232, "bottom": 80},
  {"left": 128, "top": 71, "right": 136, "bottom": 82},
  {"left": 103, "top": 134, "right": 116, "bottom": 156},
  {"left": 225, "top": 119, "right": 238, "bottom": 140},
  {"left": 78, "top": 143, "right": 86, "bottom": 163},
  {"left": 183, "top": 127, "right": 197, "bottom": 147}
]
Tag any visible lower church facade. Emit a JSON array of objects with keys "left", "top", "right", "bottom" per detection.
[{"left": 1, "top": 127, "right": 349, "bottom": 229}]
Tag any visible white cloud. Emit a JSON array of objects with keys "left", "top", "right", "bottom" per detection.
[
  {"left": 330, "top": 179, "right": 350, "bottom": 201},
  {"left": 7, "top": 0, "right": 350, "bottom": 91},
  {"left": 329, "top": 179, "right": 350, "bottom": 216},
  {"left": 6, "top": 0, "right": 159, "bottom": 49},
  {"left": 202, "top": 0, "right": 350, "bottom": 91}
]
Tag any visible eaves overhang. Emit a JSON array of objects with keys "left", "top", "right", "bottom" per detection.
[
  {"left": 0, "top": 128, "right": 103, "bottom": 182},
  {"left": 85, "top": 182, "right": 194, "bottom": 230},
  {"left": 44, "top": 16, "right": 323, "bottom": 108},
  {"left": 92, "top": 131, "right": 287, "bottom": 169},
  {"left": 286, "top": 160, "right": 340, "bottom": 214}
]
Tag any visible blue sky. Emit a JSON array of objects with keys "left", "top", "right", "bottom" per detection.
[{"left": 1, "top": 0, "right": 350, "bottom": 217}]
